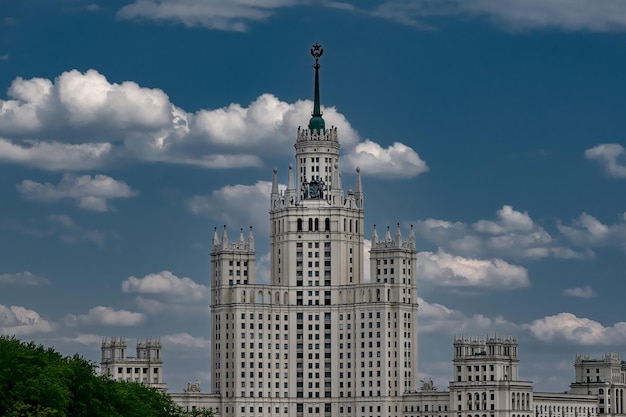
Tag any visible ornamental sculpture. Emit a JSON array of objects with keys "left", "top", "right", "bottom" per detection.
[{"left": 302, "top": 176, "right": 326, "bottom": 200}]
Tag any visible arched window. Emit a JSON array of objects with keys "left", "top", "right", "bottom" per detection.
[
  {"left": 308, "top": 218, "right": 313, "bottom": 231},
  {"left": 297, "top": 218, "right": 303, "bottom": 231},
  {"left": 325, "top": 218, "right": 330, "bottom": 231},
  {"left": 315, "top": 218, "right": 319, "bottom": 231}
]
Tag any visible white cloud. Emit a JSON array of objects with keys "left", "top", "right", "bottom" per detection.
[
  {"left": 17, "top": 174, "right": 136, "bottom": 211},
  {"left": 415, "top": 205, "right": 591, "bottom": 261},
  {"left": 162, "top": 333, "right": 210, "bottom": 350},
  {"left": 68, "top": 306, "right": 145, "bottom": 326},
  {"left": 122, "top": 271, "right": 207, "bottom": 302},
  {"left": 473, "top": 205, "right": 534, "bottom": 234},
  {"left": 562, "top": 285, "right": 596, "bottom": 298},
  {"left": 558, "top": 212, "right": 626, "bottom": 250},
  {"left": 0, "top": 138, "right": 112, "bottom": 170},
  {"left": 365, "top": 0, "right": 626, "bottom": 32},
  {"left": 117, "top": 0, "right": 302, "bottom": 31},
  {"left": 0, "top": 304, "right": 54, "bottom": 336},
  {"left": 418, "top": 297, "right": 517, "bottom": 333},
  {"left": 585, "top": 143, "right": 626, "bottom": 178},
  {"left": 525, "top": 313, "right": 626, "bottom": 345},
  {"left": 60, "top": 333, "right": 103, "bottom": 346},
  {"left": 0, "top": 70, "right": 422, "bottom": 176},
  {"left": 188, "top": 180, "right": 279, "bottom": 236},
  {"left": 341, "top": 140, "right": 428, "bottom": 179},
  {"left": 255, "top": 252, "right": 271, "bottom": 285},
  {"left": 416, "top": 249, "right": 529, "bottom": 290},
  {"left": 0, "top": 271, "right": 49, "bottom": 286}
]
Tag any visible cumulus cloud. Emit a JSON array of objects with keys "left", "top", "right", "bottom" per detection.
[
  {"left": 415, "top": 205, "right": 590, "bottom": 261},
  {"left": 0, "top": 70, "right": 423, "bottom": 177},
  {"left": 17, "top": 174, "right": 136, "bottom": 211},
  {"left": 558, "top": 212, "right": 626, "bottom": 250},
  {"left": 585, "top": 143, "right": 626, "bottom": 178},
  {"left": 118, "top": 0, "right": 302, "bottom": 31},
  {"left": 416, "top": 249, "right": 529, "bottom": 290},
  {"left": 188, "top": 180, "right": 280, "bottom": 236},
  {"left": 562, "top": 285, "right": 596, "bottom": 298},
  {"left": 418, "top": 297, "right": 517, "bottom": 333},
  {"left": 162, "top": 332, "right": 210, "bottom": 350},
  {"left": 115, "top": 0, "right": 626, "bottom": 33},
  {"left": 67, "top": 306, "right": 145, "bottom": 326},
  {"left": 122, "top": 271, "right": 207, "bottom": 302},
  {"left": 525, "top": 313, "right": 626, "bottom": 345},
  {"left": 364, "top": 0, "right": 626, "bottom": 32},
  {"left": 341, "top": 140, "right": 428, "bottom": 179},
  {"left": 60, "top": 333, "right": 103, "bottom": 346},
  {"left": 0, "top": 304, "right": 54, "bottom": 336},
  {"left": 0, "top": 139, "right": 113, "bottom": 170},
  {"left": 0, "top": 271, "right": 49, "bottom": 286}
]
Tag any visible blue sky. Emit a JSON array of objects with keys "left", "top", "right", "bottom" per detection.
[{"left": 1, "top": 0, "right": 626, "bottom": 393}]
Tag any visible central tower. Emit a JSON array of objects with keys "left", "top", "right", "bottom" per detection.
[
  {"left": 269, "top": 43, "right": 365, "bottom": 289},
  {"left": 209, "top": 45, "right": 419, "bottom": 417}
]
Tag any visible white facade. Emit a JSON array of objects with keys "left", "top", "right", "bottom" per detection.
[
  {"left": 204, "top": 44, "right": 419, "bottom": 417},
  {"left": 570, "top": 353, "right": 626, "bottom": 415},
  {"left": 100, "top": 336, "right": 166, "bottom": 390}
]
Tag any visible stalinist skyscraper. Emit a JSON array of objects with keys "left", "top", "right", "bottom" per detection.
[{"left": 205, "top": 44, "right": 419, "bottom": 417}]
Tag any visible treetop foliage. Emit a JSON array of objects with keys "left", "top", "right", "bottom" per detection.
[{"left": 0, "top": 336, "right": 211, "bottom": 417}]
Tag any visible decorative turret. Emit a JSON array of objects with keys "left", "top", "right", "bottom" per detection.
[
  {"left": 354, "top": 166, "right": 363, "bottom": 208},
  {"left": 308, "top": 43, "right": 325, "bottom": 133}
]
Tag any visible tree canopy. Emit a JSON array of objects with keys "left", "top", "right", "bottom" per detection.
[{"left": 0, "top": 336, "right": 211, "bottom": 417}]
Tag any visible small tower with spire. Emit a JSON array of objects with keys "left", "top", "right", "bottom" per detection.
[
  {"left": 210, "top": 225, "right": 256, "bottom": 291},
  {"left": 369, "top": 223, "right": 417, "bottom": 292}
]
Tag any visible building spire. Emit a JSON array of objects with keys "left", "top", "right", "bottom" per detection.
[
  {"left": 212, "top": 227, "right": 219, "bottom": 247},
  {"left": 308, "top": 43, "right": 325, "bottom": 133}
]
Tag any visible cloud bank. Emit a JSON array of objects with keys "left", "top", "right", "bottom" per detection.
[
  {"left": 0, "top": 271, "right": 49, "bottom": 286},
  {"left": 526, "top": 313, "right": 626, "bottom": 345},
  {"left": 415, "top": 205, "right": 591, "bottom": 261},
  {"left": 0, "top": 304, "right": 54, "bottom": 335},
  {"left": 585, "top": 143, "right": 626, "bottom": 178},
  {"left": 0, "top": 69, "right": 425, "bottom": 178},
  {"left": 17, "top": 174, "right": 136, "bottom": 211},
  {"left": 416, "top": 249, "right": 529, "bottom": 290},
  {"left": 115, "top": 0, "right": 626, "bottom": 33}
]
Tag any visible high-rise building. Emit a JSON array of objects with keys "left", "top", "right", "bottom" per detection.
[{"left": 200, "top": 43, "right": 418, "bottom": 417}]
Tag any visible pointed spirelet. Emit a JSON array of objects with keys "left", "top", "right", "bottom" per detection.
[
  {"left": 271, "top": 167, "right": 279, "bottom": 195},
  {"left": 371, "top": 224, "right": 378, "bottom": 244},
  {"left": 395, "top": 222, "right": 402, "bottom": 243},
  {"left": 248, "top": 226, "right": 255, "bottom": 250},
  {"left": 239, "top": 228, "right": 245, "bottom": 243},
  {"left": 212, "top": 227, "right": 219, "bottom": 247},
  {"left": 385, "top": 225, "right": 392, "bottom": 241},
  {"left": 409, "top": 224, "right": 416, "bottom": 243},
  {"left": 221, "top": 225, "right": 228, "bottom": 244},
  {"left": 287, "top": 163, "right": 294, "bottom": 191},
  {"left": 354, "top": 166, "right": 363, "bottom": 208}
]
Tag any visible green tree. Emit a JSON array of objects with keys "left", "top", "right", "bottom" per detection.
[{"left": 0, "top": 336, "right": 207, "bottom": 417}]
